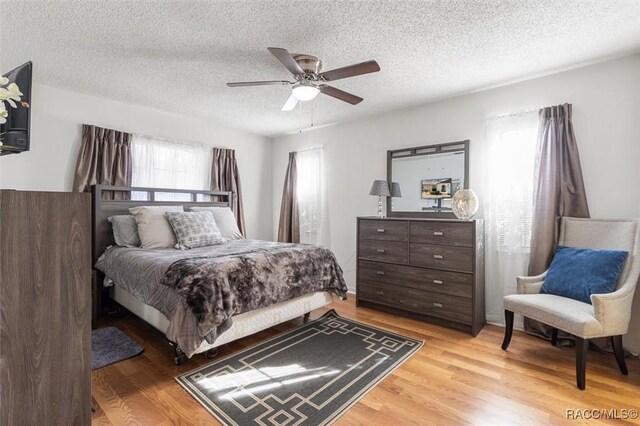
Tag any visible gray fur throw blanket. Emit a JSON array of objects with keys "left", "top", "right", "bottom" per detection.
[{"left": 161, "top": 243, "right": 348, "bottom": 341}]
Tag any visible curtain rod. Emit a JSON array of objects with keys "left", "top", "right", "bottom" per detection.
[
  {"left": 487, "top": 107, "right": 540, "bottom": 120},
  {"left": 296, "top": 145, "right": 324, "bottom": 153},
  {"left": 132, "top": 133, "right": 212, "bottom": 149}
]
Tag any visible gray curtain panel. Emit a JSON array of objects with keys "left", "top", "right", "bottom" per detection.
[
  {"left": 277, "top": 152, "right": 300, "bottom": 243},
  {"left": 528, "top": 103, "right": 590, "bottom": 275},
  {"left": 72, "top": 124, "right": 132, "bottom": 200},
  {"left": 211, "top": 148, "right": 246, "bottom": 236},
  {"left": 525, "top": 103, "right": 591, "bottom": 341}
]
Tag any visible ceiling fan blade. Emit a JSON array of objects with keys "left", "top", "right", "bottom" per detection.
[
  {"left": 281, "top": 93, "right": 299, "bottom": 111},
  {"left": 319, "top": 85, "right": 363, "bottom": 105},
  {"left": 319, "top": 60, "right": 380, "bottom": 82},
  {"left": 267, "top": 47, "right": 305, "bottom": 76},
  {"left": 227, "top": 80, "right": 291, "bottom": 87}
]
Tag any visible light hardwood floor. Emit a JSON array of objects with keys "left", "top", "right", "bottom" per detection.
[{"left": 92, "top": 297, "right": 640, "bottom": 425}]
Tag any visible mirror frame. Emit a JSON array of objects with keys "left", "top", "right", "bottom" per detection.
[{"left": 386, "top": 140, "right": 469, "bottom": 218}]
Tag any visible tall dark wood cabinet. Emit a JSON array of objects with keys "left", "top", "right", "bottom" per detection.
[
  {"left": 356, "top": 217, "right": 485, "bottom": 336},
  {"left": 0, "top": 190, "right": 91, "bottom": 425}
]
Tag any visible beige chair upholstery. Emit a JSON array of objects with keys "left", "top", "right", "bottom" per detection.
[{"left": 501, "top": 217, "right": 640, "bottom": 389}]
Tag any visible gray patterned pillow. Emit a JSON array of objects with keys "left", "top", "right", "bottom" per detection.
[
  {"left": 108, "top": 215, "right": 141, "bottom": 247},
  {"left": 165, "top": 211, "right": 227, "bottom": 250}
]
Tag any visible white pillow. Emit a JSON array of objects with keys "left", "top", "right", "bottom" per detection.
[
  {"left": 129, "top": 205, "right": 184, "bottom": 249},
  {"left": 189, "top": 207, "right": 244, "bottom": 240}
]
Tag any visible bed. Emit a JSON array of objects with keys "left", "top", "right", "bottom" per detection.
[{"left": 91, "top": 185, "right": 347, "bottom": 364}]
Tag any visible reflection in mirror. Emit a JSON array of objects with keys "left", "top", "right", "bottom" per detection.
[{"left": 389, "top": 142, "right": 467, "bottom": 214}]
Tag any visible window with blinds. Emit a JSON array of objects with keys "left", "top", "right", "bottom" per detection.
[
  {"left": 491, "top": 125, "right": 538, "bottom": 252},
  {"left": 130, "top": 134, "right": 213, "bottom": 201},
  {"left": 296, "top": 147, "right": 323, "bottom": 245}
]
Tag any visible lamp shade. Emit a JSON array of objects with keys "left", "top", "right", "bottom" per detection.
[
  {"left": 369, "top": 180, "right": 390, "bottom": 197},
  {"left": 390, "top": 182, "right": 402, "bottom": 198}
]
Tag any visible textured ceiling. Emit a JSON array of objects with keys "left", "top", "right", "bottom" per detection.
[{"left": 1, "top": 1, "right": 639, "bottom": 136}]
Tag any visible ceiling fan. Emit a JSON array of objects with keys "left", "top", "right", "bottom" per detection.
[{"left": 227, "top": 47, "right": 380, "bottom": 111}]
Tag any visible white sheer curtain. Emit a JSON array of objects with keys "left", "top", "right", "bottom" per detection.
[
  {"left": 484, "top": 110, "right": 539, "bottom": 325},
  {"left": 296, "top": 147, "right": 328, "bottom": 246},
  {"left": 131, "top": 134, "right": 213, "bottom": 201}
]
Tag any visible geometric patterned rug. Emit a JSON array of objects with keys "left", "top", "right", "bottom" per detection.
[{"left": 176, "top": 309, "right": 423, "bottom": 425}]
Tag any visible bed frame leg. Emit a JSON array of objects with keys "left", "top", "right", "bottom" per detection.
[
  {"left": 303, "top": 312, "right": 311, "bottom": 322},
  {"left": 170, "top": 342, "right": 188, "bottom": 366}
]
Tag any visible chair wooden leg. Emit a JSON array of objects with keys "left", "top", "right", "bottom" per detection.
[
  {"left": 611, "top": 335, "right": 628, "bottom": 375},
  {"left": 551, "top": 328, "right": 558, "bottom": 346},
  {"left": 501, "top": 310, "right": 514, "bottom": 350},
  {"left": 575, "top": 337, "right": 588, "bottom": 390}
]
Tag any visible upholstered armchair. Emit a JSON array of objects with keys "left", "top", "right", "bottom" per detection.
[{"left": 501, "top": 217, "right": 640, "bottom": 390}]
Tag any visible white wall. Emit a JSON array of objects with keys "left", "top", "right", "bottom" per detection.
[
  {"left": 0, "top": 84, "right": 274, "bottom": 240},
  {"left": 272, "top": 54, "right": 640, "bottom": 350}
]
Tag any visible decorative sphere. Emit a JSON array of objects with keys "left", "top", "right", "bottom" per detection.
[{"left": 452, "top": 189, "right": 478, "bottom": 220}]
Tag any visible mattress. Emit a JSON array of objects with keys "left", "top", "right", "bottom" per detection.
[{"left": 112, "top": 285, "right": 334, "bottom": 352}]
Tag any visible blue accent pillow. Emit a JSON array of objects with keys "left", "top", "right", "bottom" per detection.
[{"left": 540, "top": 246, "right": 628, "bottom": 304}]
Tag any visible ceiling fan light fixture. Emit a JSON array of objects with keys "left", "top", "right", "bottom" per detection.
[{"left": 292, "top": 84, "right": 320, "bottom": 101}]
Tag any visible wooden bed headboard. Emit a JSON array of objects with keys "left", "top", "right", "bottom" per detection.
[{"left": 91, "top": 184, "right": 233, "bottom": 264}]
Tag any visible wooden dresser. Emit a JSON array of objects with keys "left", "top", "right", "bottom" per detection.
[
  {"left": 356, "top": 217, "right": 485, "bottom": 336},
  {"left": 0, "top": 190, "right": 91, "bottom": 425}
]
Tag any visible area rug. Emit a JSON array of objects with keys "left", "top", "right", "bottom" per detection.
[
  {"left": 176, "top": 310, "right": 423, "bottom": 425},
  {"left": 92, "top": 327, "right": 144, "bottom": 370}
]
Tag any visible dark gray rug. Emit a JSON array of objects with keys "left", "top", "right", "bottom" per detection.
[
  {"left": 92, "top": 327, "right": 144, "bottom": 370},
  {"left": 176, "top": 310, "right": 423, "bottom": 425}
]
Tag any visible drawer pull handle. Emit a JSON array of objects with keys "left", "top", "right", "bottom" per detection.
[
  {"left": 377, "top": 229, "right": 386, "bottom": 233},
  {"left": 376, "top": 271, "right": 385, "bottom": 275},
  {"left": 433, "top": 302, "right": 443, "bottom": 308},
  {"left": 376, "top": 291, "right": 384, "bottom": 295},
  {"left": 433, "top": 254, "right": 444, "bottom": 259},
  {"left": 433, "top": 231, "right": 444, "bottom": 236},
  {"left": 433, "top": 279, "right": 443, "bottom": 285},
  {"left": 376, "top": 249, "right": 385, "bottom": 253}
]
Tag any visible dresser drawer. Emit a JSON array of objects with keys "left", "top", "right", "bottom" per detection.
[
  {"left": 358, "top": 280, "right": 472, "bottom": 324},
  {"left": 358, "top": 240, "right": 408, "bottom": 264},
  {"left": 409, "top": 243, "right": 473, "bottom": 272},
  {"left": 359, "top": 220, "right": 408, "bottom": 242},
  {"left": 410, "top": 221, "right": 473, "bottom": 247},
  {"left": 358, "top": 260, "right": 472, "bottom": 298}
]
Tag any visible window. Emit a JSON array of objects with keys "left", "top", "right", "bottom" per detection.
[
  {"left": 484, "top": 110, "right": 539, "bottom": 325},
  {"left": 296, "top": 147, "right": 324, "bottom": 245},
  {"left": 491, "top": 125, "right": 538, "bottom": 251},
  {"left": 131, "top": 134, "right": 212, "bottom": 201}
]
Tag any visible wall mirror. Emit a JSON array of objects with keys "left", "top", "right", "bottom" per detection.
[{"left": 387, "top": 140, "right": 469, "bottom": 218}]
